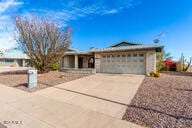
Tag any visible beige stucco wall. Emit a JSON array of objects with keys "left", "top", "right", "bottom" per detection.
[
  {"left": 62, "top": 55, "right": 75, "bottom": 68},
  {"left": 146, "top": 50, "right": 156, "bottom": 75},
  {"left": 95, "top": 53, "right": 101, "bottom": 72}
]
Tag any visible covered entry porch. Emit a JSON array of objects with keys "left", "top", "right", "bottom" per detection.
[{"left": 60, "top": 53, "right": 96, "bottom": 74}]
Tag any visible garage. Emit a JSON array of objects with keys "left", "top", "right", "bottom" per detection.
[{"left": 100, "top": 52, "right": 145, "bottom": 74}]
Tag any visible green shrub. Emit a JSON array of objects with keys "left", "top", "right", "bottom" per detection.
[
  {"left": 155, "top": 72, "right": 161, "bottom": 78},
  {"left": 49, "top": 62, "right": 60, "bottom": 70},
  {"left": 150, "top": 71, "right": 156, "bottom": 77}
]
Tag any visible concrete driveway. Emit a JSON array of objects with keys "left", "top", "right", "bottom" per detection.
[
  {"left": 0, "top": 73, "right": 145, "bottom": 128},
  {"left": 35, "top": 73, "right": 145, "bottom": 118}
]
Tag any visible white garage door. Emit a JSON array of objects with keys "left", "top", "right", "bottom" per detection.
[{"left": 100, "top": 53, "right": 145, "bottom": 74}]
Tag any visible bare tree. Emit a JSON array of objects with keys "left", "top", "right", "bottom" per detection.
[
  {"left": 14, "top": 16, "right": 71, "bottom": 73},
  {"left": 0, "top": 50, "right": 3, "bottom": 56}
]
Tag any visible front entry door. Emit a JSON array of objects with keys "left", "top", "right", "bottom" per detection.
[
  {"left": 78, "top": 57, "right": 83, "bottom": 68},
  {"left": 88, "top": 57, "right": 94, "bottom": 68}
]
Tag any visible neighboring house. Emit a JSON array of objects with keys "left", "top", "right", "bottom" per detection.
[
  {"left": 187, "top": 66, "right": 192, "bottom": 72},
  {"left": 0, "top": 51, "right": 31, "bottom": 67},
  {"left": 61, "top": 41, "right": 163, "bottom": 75}
]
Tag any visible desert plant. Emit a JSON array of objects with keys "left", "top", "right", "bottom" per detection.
[
  {"left": 180, "top": 53, "right": 192, "bottom": 71},
  {"left": 150, "top": 71, "right": 161, "bottom": 78},
  {"left": 155, "top": 72, "right": 161, "bottom": 77},
  {"left": 14, "top": 15, "right": 71, "bottom": 73},
  {"left": 150, "top": 71, "right": 156, "bottom": 77}
]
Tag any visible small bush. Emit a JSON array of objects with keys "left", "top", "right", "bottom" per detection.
[
  {"left": 150, "top": 71, "right": 156, "bottom": 77},
  {"left": 155, "top": 72, "right": 161, "bottom": 77},
  {"left": 150, "top": 71, "right": 161, "bottom": 78},
  {"left": 49, "top": 62, "right": 60, "bottom": 70}
]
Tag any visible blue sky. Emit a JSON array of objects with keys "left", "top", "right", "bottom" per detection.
[{"left": 0, "top": 0, "right": 192, "bottom": 60}]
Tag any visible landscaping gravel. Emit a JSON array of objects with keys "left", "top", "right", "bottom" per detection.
[
  {"left": 122, "top": 72, "right": 192, "bottom": 128},
  {"left": 0, "top": 71, "right": 90, "bottom": 92},
  {"left": 0, "top": 123, "right": 7, "bottom": 128}
]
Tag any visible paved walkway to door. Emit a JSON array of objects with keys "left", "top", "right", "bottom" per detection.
[{"left": 0, "top": 73, "right": 145, "bottom": 128}]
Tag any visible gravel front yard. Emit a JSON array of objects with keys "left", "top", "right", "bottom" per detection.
[
  {"left": 0, "top": 71, "right": 90, "bottom": 92},
  {"left": 0, "top": 123, "right": 7, "bottom": 128},
  {"left": 123, "top": 72, "right": 192, "bottom": 128}
]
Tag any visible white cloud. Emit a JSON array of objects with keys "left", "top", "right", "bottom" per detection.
[
  {"left": 0, "top": 0, "right": 139, "bottom": 49},
  {"left": 28, "top": 0, "right": 137, "bottom": 26},
  {"left": 0, "top": 0, "right": 23, "bottom": 50},
  {"left": 0, "top": 0, "right": 23, "bottom": 13},
  {"left": 0, "top": 32, "right": 16, "bottom": 49},
  {"left": 103, "top": 9, "right": 118, "bottom": 14}
]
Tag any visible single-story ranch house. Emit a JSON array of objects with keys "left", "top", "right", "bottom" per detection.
[
  {"left": 0, "top": 53, "right": 31, "bottom": 67},
  {"left": 61, "top": 41, "right": 164, "bottom": 75}
]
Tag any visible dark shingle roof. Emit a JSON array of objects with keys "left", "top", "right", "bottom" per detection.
[{"left": 108, "top": 40, "right": 141, "bottom": 47}]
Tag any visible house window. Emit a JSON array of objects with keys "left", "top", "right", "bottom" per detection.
[
  {"left": 103, "top": 55, "right": 106, "bottom": 58},
  {"left": 122, "top": 60, "right": 126, "bottom": 62},
  {"left": 117, "top": 55, "right": 120, "bottom": 58},
  {"left": 107, "top": 60, "right": 110, "bottom": 63},
  {"left": 133, "top": 54, "right": 137, "bottom": 57},
  {"left": 112, "top": 60, "right": 115, "bottom": 62},
  {"left": 139, "top": 53, "right": 144, "bottom": 57},
  {"left": 127, "top": 60, "right": 131, "bottom": 62},
  {"left": 103, "top": 60, "right": 106, "bottom": 63},
  {"left": 127, "top": 54, "right": 131, "bottom": 57},
  {"left": 122, "top": 54, "right": 126, "bottom": 57},
  {"left": 107, "top": 55, "right": 110, "bottom": 58},
  {"left": 5, "top": 59, "right": 14, "bottom": 63},
  {"left": 117, "top": 60, "right": 120, "bottom": 62},
  {"left": 133, "top": 60, "right": 137, "bottom": 62},
  {"left": 112, "top": 55, "right": 115, "bottom": 58},
  {"left": 139, "top": 59, "right": 144, "bottom": 62}
]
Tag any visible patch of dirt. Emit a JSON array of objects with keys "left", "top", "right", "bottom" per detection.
[
  {"left": 0, "top": 71, "right": 90, "bottom": 92},
  {"left": 122, "top": 72, "right": 192, "bottom": 128}
]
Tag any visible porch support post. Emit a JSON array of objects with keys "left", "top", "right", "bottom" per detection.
[
  {"left": 14, "top": 59, "right": 17, "bottom": 67},
  {"left": 22, "top": 59, "right": 25, "bottom": 67},
  {"left": 75, "top": 54, "right": 78, "bottom": 69}
]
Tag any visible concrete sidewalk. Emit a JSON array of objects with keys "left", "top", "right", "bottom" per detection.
[
  {"left": 0, "top": 74, "right": 145, "bottom": 128},
  {"left": 0, "top": 67, "right": 31, "bottom": 73}
]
